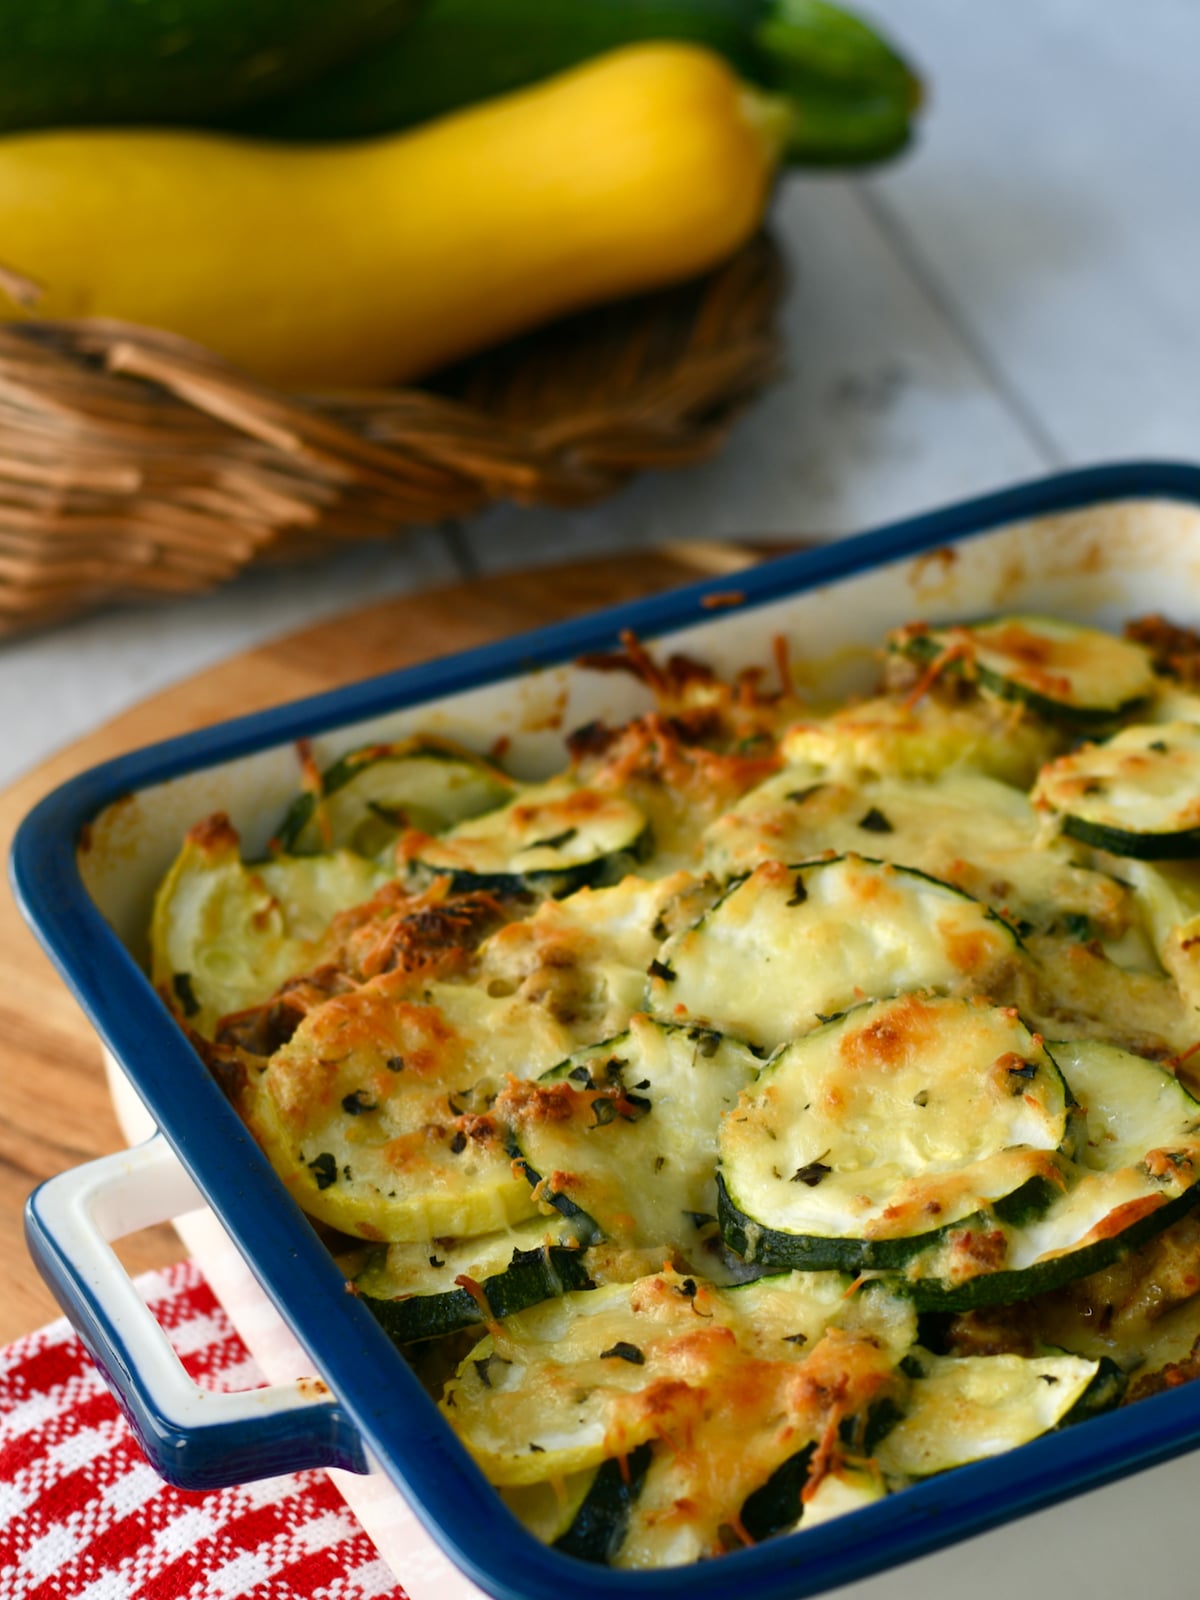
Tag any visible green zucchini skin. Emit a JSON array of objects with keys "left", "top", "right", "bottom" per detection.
[
  {"left": 0, "top": 0, "right": 424, "bottom": 131},
  {"left": 1034, "top": 722, "right": 1200, "bottom": 860},
  {"left": 903, "top": 1187, "right": 1200, "bottom": 1314},
  {"left": 360, "top": 1243, "right": 595, "bottom": 1345},
  {"left": 236, "top": 0, "right": 920, "bottom": 166},
  {"left": 723, "top": 1184, "right": 1024, "bottom": 1280},
  {"left": 991, "top": 1172, "right": 1073, "bottom": 1229},
  {"left": 1062, "top": 815, "right": 1200, "bottom": 860},
  {"left": 553, "top": 1442, "right": 654, "bottom": 1564},
  {"left": 1015, "top": 692, "right": 1147, "bottom": 731},
  {"left": 273, "top": 736, "right": 513, "bottom": 858},
  {"left": 412, "top": 839, "right": 651, "bottom": 901},
  {"left": 738, "top": 1443, "right": 815, "bottom": 1542}
]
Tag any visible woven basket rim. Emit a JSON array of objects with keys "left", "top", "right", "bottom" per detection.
[{"left": 0, "top": 232, "right": 785, "bottom": 632}]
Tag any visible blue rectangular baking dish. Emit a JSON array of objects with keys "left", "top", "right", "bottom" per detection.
[{"left": 16, "top": 459, "right": 1200, "bottom": 1600}]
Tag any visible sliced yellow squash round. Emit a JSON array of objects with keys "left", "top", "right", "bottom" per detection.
[{"left": 150, "top": 814, "right": 388, "bottom": 1038}]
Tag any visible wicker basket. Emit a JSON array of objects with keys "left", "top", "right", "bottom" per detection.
[{"left": 0, "top": 235, "right": 784, "bottom": 633}]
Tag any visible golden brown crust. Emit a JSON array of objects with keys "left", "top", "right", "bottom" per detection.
[
  {"left": 185, "top": 810, "right": 240, "bottom": 855},
  {"left": 942, "top": 1210, "right": 1200, "bottom": 1369},
  {"left": 212, "top": 880, "right": 509, "bottom": 1056},
  {"left": 1125, "top": 613, "right": 1200, "bottom": 684}
]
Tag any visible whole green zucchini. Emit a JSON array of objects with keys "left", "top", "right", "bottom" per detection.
[
  {"left": 239, "top": 0, "right": 921, "bottom": 165},
  {"left": 0, "top": 0, "right": 424, "bottom": 131}
]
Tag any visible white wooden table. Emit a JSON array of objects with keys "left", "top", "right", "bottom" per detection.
[{"left": 2, "top": 0, "right": 1197, "bottom": 785}]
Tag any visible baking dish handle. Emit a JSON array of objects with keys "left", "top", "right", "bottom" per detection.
[{"left": 24, "top": 1134, "right": 369, "bottom": 1489}]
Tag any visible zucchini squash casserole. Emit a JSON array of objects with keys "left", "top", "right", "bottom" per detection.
[{"left": 151, "top": 613, "right": 1200, "bottom": 1568}]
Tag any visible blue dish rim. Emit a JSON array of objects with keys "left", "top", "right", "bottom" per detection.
[{"left": 13, "top": 458, "right": 1200, "bottom": 1600}]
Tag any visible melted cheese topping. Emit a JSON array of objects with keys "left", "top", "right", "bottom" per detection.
[
  {"left": 894, "top": 616, "right": 1156, "bottom": 718},
  {"left": 874, "top": 1351, "right": 1098, "bottom": 1476},
  {"left": 720, "top": 995, "right": 1069, "bottom": 1245},
  {"left": 497, "top": 1014, "right": 759, "bottom": 1260},
  {"left": 152, "top": 612, "right": 1200, "bottom": 1570},
  {"left": 238, "top": 973, "right": 560, "bottom": 1239},
  {"left": 651, "top": 855, "right": 1022, "bottom": 1050},
  {"left": 1034, "top": 721, "right": 1200, "bottom": 840},
  {"left": 781, "top": 691, "right": 1063, "bottom": 787},
  {"left": 442, "top": 1269, "right": 910, "bottom": 1496},
  {"left": 704, "top": 768, "right": 1132, "bottom": 934},
  {"left": 613, "top": 1323, "right": 897, "bottom": 1567}
]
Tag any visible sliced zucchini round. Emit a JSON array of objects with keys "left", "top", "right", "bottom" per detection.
[
  {"left": 718, "top": 995, "right": 1073, "bottom": 1273},
  {"left": 903, "top": 1039, "right": 1200, "bottom": 1310},
  {"left": 439, "top": 1276, "right": 701, "bottom": 1487},
  {"left": 473, "top": 869, "right": 720, "bottom": 1054},
  {"left": 1059, "top": 1037, "right": 1200, "bottom": 1169},
  {"left": 242, "top": 1067, "right": 538, "bottom": 1243},
  {"left": 439, "top": 1267, "right": 911, "bottom": 1510},
  {"left": 780, "top": 691, "right": 1063, "bottom": 788},
  {"left": 1034, "top": 721, "right": 1200, "bottom": 859},
  {"left": 892, "top": 616, "right": 1155, "bottom": 727},
  {"left": 1121, "top": 857, "right": 1200, "bottom": 950},
  {"left": 355, "top": 1216, "right": 592, "bottom": 1345},
  {"left": 648, "top": 855, "right": 1022, "bottom": 1051},
  {"left": 1113, "top": 857, "right": 1200, "bottom": 1027},
  {"left": 233, "top": 960, "right": 612, "bottom": 1228},
  {"left": 873, "top": 1349, "right": 1098, "bottom": 1477},
  {"left": 150, "top": 815, "right": 388, "bottom": 1038},
  {"left": 235, "top": 979, "right": 584, "bottom": 1242},
  {"left": 406, "top": 778, "right": 649, "bottom": 897},
  {"left": 701, "top": 767, "right": 1128, "bottom": 938},
  {"left": 274, "top": 735, "right": 514, "bottom": 857},
  {"left": 499, "top": 1014, "right": 759, "bottom": 1262}
]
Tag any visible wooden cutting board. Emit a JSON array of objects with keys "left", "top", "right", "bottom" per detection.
[{"left": 0, "top": 541, "right": 765, "bottom": 1344}]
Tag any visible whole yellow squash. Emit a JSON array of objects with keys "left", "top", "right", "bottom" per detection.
[{"left": 0, "top": 44, "right": 789, "bottom": 389}]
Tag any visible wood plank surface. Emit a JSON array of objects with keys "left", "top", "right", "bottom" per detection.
[
  {"left": 0, "top": 541, "right": 757, "bottom": 1346},
  {"left": 870, "top": 0, "right": 1200, "bottom": 466}
]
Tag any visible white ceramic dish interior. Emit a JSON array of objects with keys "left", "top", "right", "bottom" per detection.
[{"left": 63, "top": 493, "right": 1200, "bottom": 1599}]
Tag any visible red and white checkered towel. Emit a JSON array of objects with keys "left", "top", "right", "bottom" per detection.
[{"left": 0, "top": 1261, "right": 407, "bottom": 1600}]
